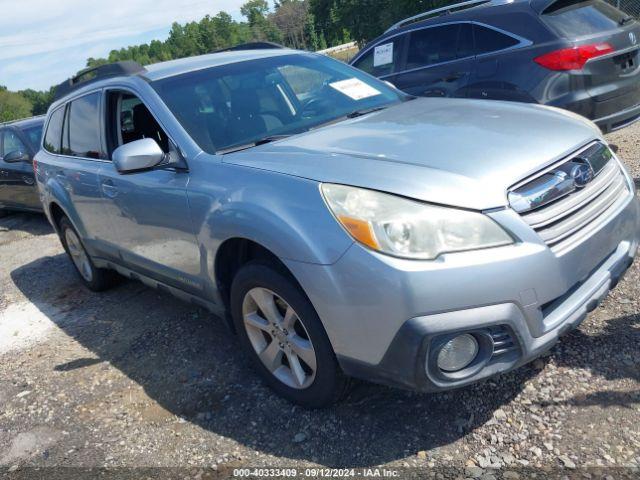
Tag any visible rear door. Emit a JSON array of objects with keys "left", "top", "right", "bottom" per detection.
[
  {"left": 44, "top": 94, "right": 113, "bottom": 251},
  {"left": 540, "top": 0, "right": 640, "bottom": 118},
  {"left": 392, "top": 23, "right": 475, "bottom": 98},
  {"left": 0, "top": 128, "right": 40, "bottom": 210},
  {"left": 467, "top": 24, "right": 526, "bottom": 101}
]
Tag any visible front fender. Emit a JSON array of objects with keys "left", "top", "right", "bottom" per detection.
[{"left": 187, "top": 161, "right": 353, "bottom": 266}]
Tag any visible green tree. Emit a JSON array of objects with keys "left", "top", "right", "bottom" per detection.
[
  {"left": 18, "top": 88, "right": 55, "bottom": 116},
  {"left": 309, "top": 0, "right": 457, "bottom": 46},
  {"left": 241, "top": 0, "right": 283, "bottom": 43},
  {"left": 0, "top": 88, "right": 33, "bottom": 122},
  {"left": 272, "top": 0, "right": 309, "bottom": 49}
]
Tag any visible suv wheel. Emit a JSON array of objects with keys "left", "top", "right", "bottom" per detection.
[
  {"left": 58, "top": 217, "right": 118, "bottom": 291},
  {"left": 231, "top": 262, "right": 349, "bottom": 408}
]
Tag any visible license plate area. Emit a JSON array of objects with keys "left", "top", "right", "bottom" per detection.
[{"left": 614, "top": 50, "right": 638, "bottom": 73}]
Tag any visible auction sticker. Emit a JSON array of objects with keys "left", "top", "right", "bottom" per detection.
[
  {"left": 329, "top": 78, "right": 381, "bottom": 100},
  {"left": 373, "top": 42, "right": 393, "bottom": 67}
]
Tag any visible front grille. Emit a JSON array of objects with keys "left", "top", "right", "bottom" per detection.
[{"left": 510, "top": 143, "right": 631, "bottom": 251}]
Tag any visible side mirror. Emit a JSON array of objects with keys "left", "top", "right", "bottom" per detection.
[
  {"left": 3, "top": 150, "right": 31, "bottom": 163},
  {"left": 113, "top": 138, "right": 166, "bottom": 174}
]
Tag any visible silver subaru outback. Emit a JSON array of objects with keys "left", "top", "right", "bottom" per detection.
[{"left": 35, "top": 47, "right": 639, "bottom": 407}]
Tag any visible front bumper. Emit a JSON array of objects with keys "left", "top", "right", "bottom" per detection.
[
  {"left": 285, "top": 187, "right": 640, "bottom": 393},
  {"left": 338, "top": 239, "right": 636, "bottom": 392}
]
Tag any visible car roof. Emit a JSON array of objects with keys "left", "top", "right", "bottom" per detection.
[
  {"left": 1, "top": 115, "right": 45, "bottom": 130},
  {"left": 143, "top": 48, "right": 303, "bottom": 82},
  {"left": 48, "top": 48, "right": 308, "bottom": 109},
  {"left": 358, "top": 0, "right": 533, "bottom": 50}
]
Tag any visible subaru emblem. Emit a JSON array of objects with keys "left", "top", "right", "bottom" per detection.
[
  {"left": 631, "top": 32, "right": 638, "bottom": 45},
  {"left": 571, "top": 163, "right": 594, "bottom": 188}
]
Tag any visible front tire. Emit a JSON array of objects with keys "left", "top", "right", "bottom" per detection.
[
  {"left": 231, "top": 262, "right": 349, "bottom": 408},
  {"left": 58, "top": 217, "right": 118, "bottom": 292}
]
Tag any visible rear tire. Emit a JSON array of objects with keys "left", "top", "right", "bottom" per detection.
[
  {"left": 231, "top": 262, "right": 349, "bottom": 408},
  {"left": 58, "top": 217, "right": 119, "bottom": 292}
]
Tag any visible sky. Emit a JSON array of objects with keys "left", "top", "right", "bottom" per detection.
[{"left": 0, "top": 0, "right": 249, "bottom": 92}]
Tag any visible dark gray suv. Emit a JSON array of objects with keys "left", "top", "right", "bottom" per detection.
[
  {"left": 0, "top": 116, "right": 45, "bottom": 216},
  {"left": 350, "top": 0, "right": 640, "bottom": 133}
]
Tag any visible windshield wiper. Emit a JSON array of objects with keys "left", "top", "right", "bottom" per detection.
[
  {"left": 620, "top": 16, "right": 634, "bottom": 26},
  {"left": 218, "top": 135, "right": 291, "bottom": 154},
  {"left": 346, "top": 105, "right": 388, "bottom": 119}
]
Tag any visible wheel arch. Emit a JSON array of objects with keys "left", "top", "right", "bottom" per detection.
[{"left": 214, "top": 237, "right": 303, "bottom": 315}]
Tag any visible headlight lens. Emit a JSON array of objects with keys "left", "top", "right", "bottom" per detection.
[{"left": 321, "top": 184, "right": 513, "bottom": 260}]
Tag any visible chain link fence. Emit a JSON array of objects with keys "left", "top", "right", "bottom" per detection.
[{"left": 606, "top": 0, "right": 640, "bottom": 18}]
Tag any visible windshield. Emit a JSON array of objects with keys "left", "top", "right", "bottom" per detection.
[
  {"left": 22, "top": 124, "right": 44, "bottom": 150},
  {"left": 152, "top": 53, "right": 405, "bottom": 154}
]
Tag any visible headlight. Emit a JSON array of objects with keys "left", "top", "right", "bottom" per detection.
[{"left": 321, "top": 184, "right": 513, "bottom": 260}]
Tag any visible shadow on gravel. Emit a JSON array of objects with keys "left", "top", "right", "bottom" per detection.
[
  {"left": 553, "top": 311, "right": 639, "bottom": 409},
  {"left": 9, "top": 254, "right": 588, "bottom": 467},
  {"left": 0, "top": 212, "right": 52, "bottom": 237}
]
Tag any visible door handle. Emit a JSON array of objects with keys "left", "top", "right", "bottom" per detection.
[{"left": 101, "top": 180, "right": 118, "bottom": 198}]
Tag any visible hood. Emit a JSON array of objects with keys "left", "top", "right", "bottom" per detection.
[{"left": 223, "top": 98, "right": 602, "bottom": 210}]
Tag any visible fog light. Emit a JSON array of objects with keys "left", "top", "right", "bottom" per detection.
[{"left": 436, "top": 334, "right": 479, "bottom": 372}]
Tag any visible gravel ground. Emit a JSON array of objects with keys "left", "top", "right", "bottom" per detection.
[{"left": 1, "top": 125, "right": 639, "bottom": 479}]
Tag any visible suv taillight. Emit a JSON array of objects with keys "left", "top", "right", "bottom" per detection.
[{"left": 534, "top": 43, "right": 615, "bottom": 71}]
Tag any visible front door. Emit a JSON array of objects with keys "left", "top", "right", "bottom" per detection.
[
  {"left": 98, "top": 90, "right": 202, "bottom": 294},
  {"left": 393, "top": 23, "right": 475, "bottom": 98}
]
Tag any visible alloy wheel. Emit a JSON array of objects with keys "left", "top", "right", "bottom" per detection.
[
  {"left": 242, "top": 287, "right": 317, "bottom": 389},
  {"left": 65, "top": 228, "right": 93, "bottom": 282}
]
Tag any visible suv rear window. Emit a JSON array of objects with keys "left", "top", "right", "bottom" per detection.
[
  {"left": 542, "top": 0, "right": 628, "bottom": 38},
  {"left": 44, "top": 107, "right": 65, "bottom": 154}
]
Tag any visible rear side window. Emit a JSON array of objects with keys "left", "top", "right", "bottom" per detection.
[
  {"left": 353, "top": 37, "right": 404, "bottom": 77},
  {"left": 406, "top": 24, "right": 473, "bottom": 70},
  {"left": 542, "top": 0, "right": 627, "bottom": 37},
  {"left": 474, "top": 25, "right": 519, "bottom": 54},
  {"left": 44, "top": 107, "right": 65, "bottom": 154},
  {"left": 62, "top": 92, "right": 104, "bottom": 159}
]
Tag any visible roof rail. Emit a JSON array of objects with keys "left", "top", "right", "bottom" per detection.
[
  {"left": 213, "top": 41, "right": 287, "bottom": 54},
  {"left": 385, "top": 0, "right": 492, "bottom": 32},
  {"left": 0, "top": 115, "right": 45, "bottom": 127},
  {"left": 53, "top": 61, "right": 146, "bottom": 102}
]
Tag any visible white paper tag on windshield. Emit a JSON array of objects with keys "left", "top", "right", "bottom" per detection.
[
  {"left": 329, "top": 78, "right": 381, "bottom": 101},
  {"left": 373, "top": 43, "right": 393, "bottom": 67}
]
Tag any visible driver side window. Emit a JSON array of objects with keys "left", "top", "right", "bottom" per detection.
[
  {"left": 106, "top": 91, "right": 170, "bottom": 157},
  {"left": 2, "top": 130, "right": 27, "bottom": 157}
]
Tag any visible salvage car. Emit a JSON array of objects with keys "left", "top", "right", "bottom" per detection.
[
  {"left": 350, "top": 0, "right": 640, "bottom": 133},
  {"left": 0, "top": 116, "right": 44, "bottom": 216},
  {"left": 35, "top": 48, "right": 639, "bottom": 407}
]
